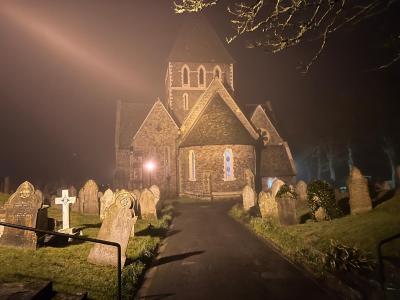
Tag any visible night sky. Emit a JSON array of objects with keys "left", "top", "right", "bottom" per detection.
[{"left": 1, "top": 0, "right": 399, "bottom": 188}]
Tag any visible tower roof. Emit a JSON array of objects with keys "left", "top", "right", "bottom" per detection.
[{"left": 168, "top": 15, "right": 235, "bottom": 63}]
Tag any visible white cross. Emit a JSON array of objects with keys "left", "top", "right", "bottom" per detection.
[{"left": 55, "top": 189, "right": 76, "bottom": 230}]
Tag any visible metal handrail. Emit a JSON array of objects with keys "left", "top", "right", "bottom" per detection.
[
  {"left": 378, "top": 232, "right": 400, "bottom": 289},
  {"left": 0, "top": 221, "right": 122, "bottom": 300}
]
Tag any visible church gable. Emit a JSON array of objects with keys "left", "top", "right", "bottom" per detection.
[
  {"left": 250, "top": 105, "right": 283, "bottom": 145},
  {"left": 181, "top": 78, "right": 258, "bottom": 141},
  {"left": 133, "top": 100, "right": 179, "bottom": 148},
  {"left": 180, "top": 94, "right": 256, "bottom": 147}
]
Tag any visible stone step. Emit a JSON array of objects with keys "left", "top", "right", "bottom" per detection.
[{"left": 0, "top": 280, "right": 53, "bottom": 300}]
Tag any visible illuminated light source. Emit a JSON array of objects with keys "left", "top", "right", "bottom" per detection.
[{"left": 144, "top": 161, "right": 155, "bottom": 172}]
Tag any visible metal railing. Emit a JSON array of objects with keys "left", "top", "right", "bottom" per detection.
[
  {"left": 0, "top": 221, "right": 122, "bottom": 300},
  {"left": 378, "top": 232, "right": 400, "bottom": 290}
]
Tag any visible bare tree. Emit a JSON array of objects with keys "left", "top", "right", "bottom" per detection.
[{"left": 174, "top": 0, "right": 400, "bottom": 72}]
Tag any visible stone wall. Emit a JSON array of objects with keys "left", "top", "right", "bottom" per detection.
[
  {"left": 133, "top": 102, "right": 179, "bottom": 198},
  {"left": 179, "top": 145, "right": 255, "bottom": 199}
]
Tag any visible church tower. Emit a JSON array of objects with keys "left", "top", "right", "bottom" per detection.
[{"left": 165, "top": 16, "right": 235, "bottom": 124}]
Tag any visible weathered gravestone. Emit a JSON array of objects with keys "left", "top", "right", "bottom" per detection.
[
  {"left": 242, "top": 185, "right": 256, "bottom": 212},
  {"left": 3, "top": 176, "right": 10, "bottom": 194},
  {"left": 139, "top": 189, "right": 157, "bottom": 220},
  {"left": 276, "top": 188, "right": 298, "bottom": 226},
  {"left": 244, "top": 168, "right": 255, "bottom": 190},
  {"left": 68, "top": 185, "right": 77, "bottom": 197},
  {"left": 149, "top": 185, "right": 160, "bottom": 208},
  {"left": 55, "top": 189, "right": 76, "bottom": 233},
  {"left": 34, "top": 189, "right": 44, "bottom": 204},
  {"left": 258, "top": 191, "right": 278, "bottom": 219},
  {"left": 76, "top": 180, "right": 99, "bottom": 215},
  {"left": 100, "top": 189, "right": 114, "bottom": 220},
  {"left": 271, "top": 179, "right": 285, "bottom": 198},
  {"left": 295, "top": 181, "right": 307, "bottom": 203},
  {"left": 87, "top": 190, "right": 136, "bottom": 266},
  {"left": 314, "top": 206, "right": 328, "bottom": 221},
  {"left": 0, "top": 181, "right": 43, "bottom": 249},
  {"left": 348, "top": 167, "right": 372, "bottom": 215}
]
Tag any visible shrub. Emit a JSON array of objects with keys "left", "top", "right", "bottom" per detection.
[
  {"left": 307, "top": 180, "right": 342, "bottom": 220},
  {"left": 276, "top": 184, "right": 297, "bottom": 199},
  {"left": 324, "top": 239, "right": 375, "bottom": 273}
]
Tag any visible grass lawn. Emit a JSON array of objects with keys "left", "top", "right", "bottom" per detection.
[
  {"left": 0, "top": 203, "right": 174, "bottom": 299},
  {"left": 230, "top": 195, "right": 400, "bottom": 275}
]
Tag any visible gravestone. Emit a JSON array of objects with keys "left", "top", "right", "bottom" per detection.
[
  {"left": 87, "top": 190, "right": 136, "bottom": 267},
  {"left": 98, "top": 191, "right": 104, "bottom": 199},
  {"left": 244, "top": 168, "right": 255, "bottom": 190},
  {"left": 132, "top": 189, "right": 141, "bottom": 201},
  {"left": 34, "top": 189, "right": 44, "bottom": 203},
  {"left": 130, "top": 190, "right": 140, "bottom": 216},
  {"left": 139, "top": 189, "right": 157, "bottom": 220},
  {"left": 277, "top": 194, "right": 297, "bottom": 226},
  {"left": 242, "top": 185, "right": 256, "bottom": 212},
  {"left": 348, "top": 167, "right": 372, "bottom": 215},
  {"left": 4, "top": 176, "right": 10, "bottom": 194},
  {"left": 68, "top": 185, "right": 77, "bottom": 197},
  {"left": 0, "top": 181, "right": 43, "bottom": 249},
  {"left": 295, "top": 181, "right": 307, "bottom": 203},
  {"left": 149, "top": 185, "right": 160, "bottom": 207},
  {"left": 271, "top": 179, "right": 285, "bottom": 198},
  {"left": 72, "top": 188, "right": 84, "bottom": 213},
  {"left": 258, "top": 191, "right": 278, "bottom": 219},
  {"left": 100, "top": 189, "right": 114, "bottom": 220},
  {"left": 315, "top": 207, "right": 328, "bottom": 221},
  {"left": 55, "top": 189, "right": 76, "bottom": 232},
  {"left": 79, "top": 180, "right": 99, "bottom": 215}
]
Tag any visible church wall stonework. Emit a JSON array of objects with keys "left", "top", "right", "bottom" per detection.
[
  {"left": 132, "top": 102, "right": 179, "bottom": 198},
  {"left": 179, "top": 145, "right": 255, "bottom": 198},
  {"left": 167, "top": 62, "right": 233, "bottom": 124}
]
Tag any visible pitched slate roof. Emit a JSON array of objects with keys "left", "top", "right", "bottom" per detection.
[
  {"left": 180, "top": 78, "right": 259, "bottom": 146},
  {"left": 250, "top": 105, "right": 283, "bottom": 145},
  {"left": 115, "top": 100, "right": 153, "bottom": 149},
  {"left": 260, "top": 143, "right": 297, "bottom": 177},
  {"left": 168, "top": 15, "right": 235, "bottom": 63}
]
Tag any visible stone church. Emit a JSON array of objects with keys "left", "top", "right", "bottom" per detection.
[{"left": 114, "top": 16, "right": 296, "bottom": 199}]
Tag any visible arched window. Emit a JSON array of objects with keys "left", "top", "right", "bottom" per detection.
[
  {"left": 183, "top": 93, "right": 189, "bottom": 110},
  {"left": 213, "top": 65, "right": 221, "bottom": 79},
  {"left": 198, "top": 65, "right": 206, "bottom": 87},
  {"left": 182, "top": 65, "right": 190, "bottom": 86},
  {"left": 223, "top": 148, "right": 235, "bottom": 181},
  {"left": 189, "top": 150, "right": 196, "bottom": 181}
]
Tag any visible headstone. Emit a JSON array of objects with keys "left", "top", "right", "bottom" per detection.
[
  {"left": 271, "top": 179, "right": 285, "bottom": 198},
  {"left": 314, "top": 207, "right": 328, "bottom": 221},
  {"left": 98, "top": 191, "right": 104, "bottom": 199},
  {"left": 55, "top": 189, "right": 76, "bottom": 232},
  {"left": 0, "top": 181, "right": 43, "bottom": 249},
  {"left": 132, "top": 189, "right": 141, "bottom": 201},
  {"left": 80, "top": 180, "right": 99, "bottom": 215},
  {"left": 130, "top": 190, "right": 140, "bottom": 216},
  {"left": 295, "top": 181, "right": 307, "bottom": 203},
  {"left": 348, "top": 167, "right": 372, "bottom": 215},
  {"left": 34, "top": 189, "right": 44, "bottom": 203},
  {"left": 72, "top": 188, "right": 84, "bottom": 213},
  {"left": 244, "top": 168, "right": 255, "bottom": 190},
  {"left": 139, "top": 189, "right": 157, "bottom": 220},
  {"left": 242, "top": 185, "right": 256, "bottom": 212},
  {"left": 3, "top": 176, "right": 10, "bottom": 194},
  {"left": 276, "top": 194, "right": 297, "bottom": 226},
  {"left": 68, "top": 185, "right": 77, "bottom": 197},
  {"left": 87, "top": 190, "right": 136, "bottom": 267},
  {"left": 258, "top": 191, "right": 278, "bottom": 219},
  {"left": 149, "top": 185, "right": 160, "bottom": 207},
  {"left": 100, "top": 189, "right": 114, "bottom": 220}
]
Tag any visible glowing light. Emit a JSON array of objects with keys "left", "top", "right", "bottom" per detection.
[
  {"left": 0, "top": 3, "right": 142, "bottom": 91},
  {"left": 144, "top": 161, "right": 155, "bottom": 172}
]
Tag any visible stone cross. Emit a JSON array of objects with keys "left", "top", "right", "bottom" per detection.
[{"left": 55, "top": 189, "right": 76, "bottom": 230}]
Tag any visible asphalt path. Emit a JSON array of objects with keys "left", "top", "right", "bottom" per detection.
[{"left": 136, "top": 201, "right": 334, "bottom": 300}]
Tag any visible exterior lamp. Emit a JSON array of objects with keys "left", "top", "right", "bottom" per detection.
[{"left": 144, "top": 160, "right": 156, "bottom": 186}]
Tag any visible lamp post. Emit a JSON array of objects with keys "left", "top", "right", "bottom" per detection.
[{"left": 144, "top": 161, "right": 155, "bottom": 187}]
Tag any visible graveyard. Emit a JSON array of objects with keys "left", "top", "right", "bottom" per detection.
[{"left": 1, "top": 1, "right": 400, "bottom": 299}]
